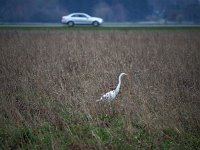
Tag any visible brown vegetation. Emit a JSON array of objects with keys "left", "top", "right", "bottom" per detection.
[{"left": 0, "top": 30, "right": 200, "bottom": 149}]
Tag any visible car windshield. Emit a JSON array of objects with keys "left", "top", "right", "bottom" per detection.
[{"left": 84, "top": 14, "right": 91, "bottom": 17}]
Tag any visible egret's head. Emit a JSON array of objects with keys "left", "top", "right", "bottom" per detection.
[{"left": 120, "top": 73, "right": 127, "bottom": 77}]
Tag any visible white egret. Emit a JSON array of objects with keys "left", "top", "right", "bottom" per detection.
[{"left": 97, "top": 73, "right": 127, "bottom": 102}]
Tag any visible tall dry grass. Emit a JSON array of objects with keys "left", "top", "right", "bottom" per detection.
[{"left": 0, "top": 30, "right": 200, "bottom": 148}]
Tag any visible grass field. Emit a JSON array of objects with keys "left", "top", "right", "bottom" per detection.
[
  {"left": 0, "top": 26, "right": 200, "bottom": 31},
  {"left": 0, "top": 28, "right": 200, "bottom": 149}
]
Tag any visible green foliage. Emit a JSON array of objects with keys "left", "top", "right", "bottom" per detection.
[
  {"left": 0, "top": 123, "right": 73, "bottom": 150},
  {"left": 0, "top": 126, "right": 37, "bottom": 149},
  {"left": 160, "top": 129, "right": 200, "bottom": 150},
  {"left": 1, "top": 113, "right": 200, "bottom": 149},
  {"left": 0, "top": 26, "right": 200, "bottom": 31}
]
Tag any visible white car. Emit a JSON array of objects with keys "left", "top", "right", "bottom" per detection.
[{"left": 61, "top": 13, "right": 103, "bottom": 27}]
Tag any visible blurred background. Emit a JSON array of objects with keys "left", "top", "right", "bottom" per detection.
[{"left": 0, "top": 0, "right": 200, "bottom": 24}]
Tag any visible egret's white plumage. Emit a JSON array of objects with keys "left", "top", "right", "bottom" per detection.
[{"left": 97, "top": 73, "right": 127, "bottom": 102}]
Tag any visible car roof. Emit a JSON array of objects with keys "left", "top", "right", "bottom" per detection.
[{"left": 68, "top": 13, "right": 90, "bottom": 16}]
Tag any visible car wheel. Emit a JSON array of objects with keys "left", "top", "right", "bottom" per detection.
[
  {"left": 67, "top": 21, "right": 74, "bottom": 27},
  {"left": 92, "top": 21, "right": 100, "bottom": 27}
]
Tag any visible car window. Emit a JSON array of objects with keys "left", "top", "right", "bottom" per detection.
[
  {"left": 71, "top": 14, "right": 79, "bottom": 17},
  {"left": 79, "top": 14, "right": 87, "bottom": 18}
]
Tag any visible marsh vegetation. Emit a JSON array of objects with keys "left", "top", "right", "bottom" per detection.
[{"left": 0, "top": 30, "right": 200, "bottom": 149}]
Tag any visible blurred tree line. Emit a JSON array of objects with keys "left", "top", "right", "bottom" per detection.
[{"left": 0, "top": 0, "right": 199, "bottom": 23}]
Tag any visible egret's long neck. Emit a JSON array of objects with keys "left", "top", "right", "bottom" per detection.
[{"left": 115, "top": 75, "right": 122, "bottom": 94}]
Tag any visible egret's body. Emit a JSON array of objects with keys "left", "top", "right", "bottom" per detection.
[{"left": 97, "top": 73, "right": 127, "bottom": 102}]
